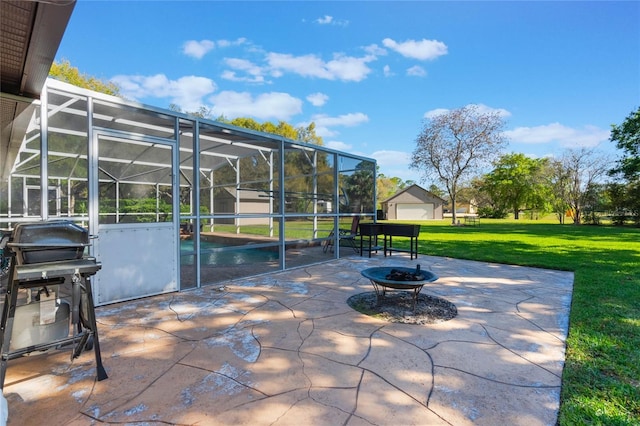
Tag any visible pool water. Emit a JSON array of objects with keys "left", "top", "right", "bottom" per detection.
[{"left": 180, "top": 239, "right": 279, "bottom": 265}]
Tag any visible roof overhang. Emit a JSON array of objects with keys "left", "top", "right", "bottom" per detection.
[{"left": 1, "top": 0, "right": 76, "bottom": 179}]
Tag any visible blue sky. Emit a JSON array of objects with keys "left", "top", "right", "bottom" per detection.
[{"left": 56, "top": 1, "right": 640, "bottom": 183}]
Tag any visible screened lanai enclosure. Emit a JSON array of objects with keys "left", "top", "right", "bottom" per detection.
[{"left": 1, "top": 79, "right": 377, "bottom": 305}]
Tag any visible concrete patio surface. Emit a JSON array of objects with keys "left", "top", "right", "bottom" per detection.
[{"left": 3, "top": 254, "right": 573, "bottom": 425}]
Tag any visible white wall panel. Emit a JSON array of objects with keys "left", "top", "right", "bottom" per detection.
[{"left": 93, "top": 223, "right": 177, "bottom": 305}]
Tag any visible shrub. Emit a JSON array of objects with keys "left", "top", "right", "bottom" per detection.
[{"left": 477, "top": 206, "right": 508, "bottom": 218}]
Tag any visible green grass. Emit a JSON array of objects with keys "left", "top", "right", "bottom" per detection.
[{"left": 385, "top": 218, "right": 640, "bottom": 425}]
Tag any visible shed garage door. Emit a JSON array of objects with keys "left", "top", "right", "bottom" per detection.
[{"left": 396, "top": 203, "right": 434, "bottom": 220}]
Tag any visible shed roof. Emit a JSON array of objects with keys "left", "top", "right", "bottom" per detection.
[{"left": 381, "top": 184, "right": 445, "bottom": 204}]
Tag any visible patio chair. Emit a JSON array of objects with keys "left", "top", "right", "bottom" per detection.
[{"left": 322, "top": 216, "right": 360, "bottom": 253}]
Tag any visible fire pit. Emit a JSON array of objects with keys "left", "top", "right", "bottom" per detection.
[
  {"left": 0, "top": 220, "right": 108, "bottom": 389},
  {"left": 361, "top": 266, "right": 438, "bottom": 311}
]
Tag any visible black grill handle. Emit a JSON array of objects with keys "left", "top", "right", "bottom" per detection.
[{"left": 7, "top": 243, "right": 90, "bottom": 249}]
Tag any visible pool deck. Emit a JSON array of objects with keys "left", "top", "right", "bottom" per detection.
[{"left": 2, "top": 253, "right": 573, "bottom": 425}]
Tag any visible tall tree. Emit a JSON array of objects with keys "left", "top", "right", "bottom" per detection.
[
  {"left": 427, "top": 184, "right": 446, "bottom": 199},
  {"left": 169, "top": 104, "right": 212, "bottom": 119},
  {"left": 558, "top": 148, "right": 609, "bottom": 224},
  {"left": 50, "top": 60, "right": 120, "bottom": 96},
  {"left": 482, "top": 153, "right": 550, "bottom": 219},
  {"left": 609, "top": 107, "right": 640, "bottom": 182},
  {"left": 470, "top": 175, "right": 508, "bottom": 218},
  {"left": 296, "top": 122, "right": 323, "bottom": 145},
  {"left": 549, "top": 159, "right": 572, "bottom": 224},
  {"left": 344, "top": 162, "right": 376, "bottom": 213},
  {"left": 376, "top": 173, "right": 408, "bottom": 208},
  {"left": 411, "top": 105, "right": 507, "bottom": 224}
]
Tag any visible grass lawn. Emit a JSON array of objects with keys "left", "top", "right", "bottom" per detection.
[{"left": 384, "top": 217, "right": 639, "bottom": 425}]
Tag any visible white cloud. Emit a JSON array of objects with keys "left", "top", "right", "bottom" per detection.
[
  {"left": 424, "top": 108, "right": 450, "bottom": 119},
  {"left": 312, "top": 126, "right": 337, "bottom": 138},
  {"left": 372, "top": 150, "right": 411, "bottom": 168},
  {"left": 222, "top": 58, "right": 267, "bottom": 83},
  {"left": 382, "top": 38, "right": 448, "bottom": 60},
  {"left": 383, "top": 65, "right": 393, "bottom": 77},
  {"left": 312, "top": 112, "right": 369, "bottom": 127},
  {"left": 220, "top": 70, "right": 266, "bottom": 84},
  {"left": 363, "top": 44, "right": 387, "bottom": 56},
  {"left": 317, "top": 15, "right": 333, "bottom": 24},
  {"left": 407, "top": 65, "right": 427, "bottom": 77},
  {"left": 473, "top": 103, "right": 511, "bottom": 118},
  {"left": 504, "top": 123, "right": 610, "bottom": 148},
  {"left": 307, "top": 92, "right": 329, "bottom": 106},
  {"left": 218, "top": 41, "right": 378, "bottom": 83},
  {"left": 266, "top": 52, "right": 374, "bottom": 82},
  {"left": 111, "top": 73, "right": 216, "bottom": 111},
  {"left": 424, "top": 103, "right": 511, "bottom": 119},
  {"left": 216, "top": 37, "right": 247, "bottom": 48},
  {"left": 325, "top": 140, "right": 352, "bottom": 151},
  {"left": 182, "top": 38, "right": 247, "bottom": 59},
  {"left": 300, "top": 112, "right": 369, "bottom": 137},
  {"left": 224, "top": 58, "right": 261, "bottom": 73},
  {"left": 208, "top": 91, "right": 302, "bottom": 121},
  {"left": 182, "top": 40, "right": 215, "bottom": 59},
  {"left": 370, "top": 150, "right": 420, "bottom": 182},
  {"left": 315, "top": 15, "right": 349, "bottom": 26}
]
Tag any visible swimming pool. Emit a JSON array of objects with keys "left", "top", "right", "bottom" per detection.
[{"left": 180, "top": 239, "right": 279, "bottom": 265}]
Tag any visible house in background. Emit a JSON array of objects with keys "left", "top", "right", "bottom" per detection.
[
  {"left": 381, "top": 184, "right": 445, "bottom": 220},
  {"left": 213, "top": 188, "right": 271, "bottom": 226},
  {"left": 454, "top": 202, "right": 478, "bottom": 216}
]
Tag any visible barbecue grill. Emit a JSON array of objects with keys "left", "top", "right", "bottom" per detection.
[{"left": 0, "top": 220, "right": 108, "bottom": 389}]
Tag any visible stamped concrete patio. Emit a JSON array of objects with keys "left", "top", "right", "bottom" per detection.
[{"left": 3, "top": 254, "right": 573, "bottom": 425}]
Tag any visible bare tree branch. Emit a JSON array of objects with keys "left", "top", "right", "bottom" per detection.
[{"left": 411, "top": 105, "right": 507, "bottom": 224}]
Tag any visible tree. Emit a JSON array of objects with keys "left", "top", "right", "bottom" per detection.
[
  {"left": 581, "top": 183, "right": 608, "bottom": 225},
  {"left": 470, "top": 175, "right": 508, "bottom": 219},
  {"left": 627, "top": 180, "right": 640, "bottom": 225},
  {"left": 214, "top": 116, "right": 324, "bottom": 146},
  {"left": 427, "top": 184, "right": 446, "bottom": 199},
  {"left": 169, "top": 104, "right": 213, "bottom": 119},
  {"left": 606, "top": 182, "right": 628, "bottom": 225},
  {"left": 482, "top": 153, "right": 551, "bottom": 219},
  {"left": 608, "top": 108, "right": 640, "bottom": 226},
  {"left": 376, "top": 173, "right": 408, "bottom": 209},
  {"left": 548, "top": 159, "right": 571, "bottom": 224},
  {"left": 411, "top": 105, "right": 507, "bottom": 224},
  {"left": 609, "top": 107, "right": 640, "bottom": 182},
  {"left": 295, "top": 122, "right": 323, "bottom": 145},
  {"left": 606, "top": 181, "right": 640, "bottom": 226},
  {"left": 344, "top": 162, "right": 376, "bottom": 213},
  {"left": 557, "top": 148, "right": 609, "bottom": 224},
  {"left": 50, "top": 60, "right": 120, "bottom": 96}
]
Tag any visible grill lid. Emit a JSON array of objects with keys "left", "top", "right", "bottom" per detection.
[{"left": 8, "top": 220, "right": 90, "bottom": 265}]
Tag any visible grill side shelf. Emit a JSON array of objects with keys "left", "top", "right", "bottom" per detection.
[{"left": 15, "top": 258, "right": 102, "bottom": 281}]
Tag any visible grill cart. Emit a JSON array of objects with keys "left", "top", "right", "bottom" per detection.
[{"left": 0, "top": 221, "right": 108, "bottom": 389}]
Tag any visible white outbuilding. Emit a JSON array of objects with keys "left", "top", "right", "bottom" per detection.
[{"left": 381, "top": 184, "right": 445, "bottom": 220}]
